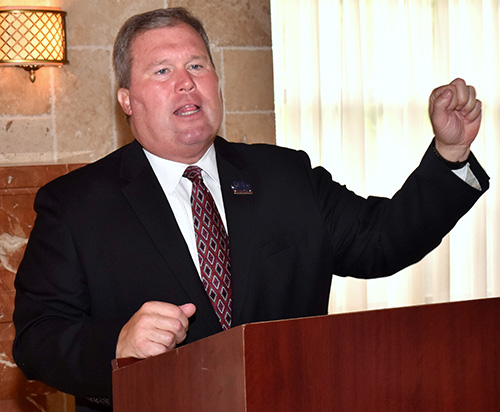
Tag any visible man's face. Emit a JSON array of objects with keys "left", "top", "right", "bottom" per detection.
[{"left": 118, "top": 23, "right": 223, "bottom": 163}]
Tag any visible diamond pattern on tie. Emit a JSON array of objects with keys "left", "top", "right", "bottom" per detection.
[{"left": 183, "top": 166, "right": 232, "bottom": 330}]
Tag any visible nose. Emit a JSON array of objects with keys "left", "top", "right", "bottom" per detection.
[{"left": 175, "top": 69, "right": 196, "bottom": 93}]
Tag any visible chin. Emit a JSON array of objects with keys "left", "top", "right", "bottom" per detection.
[{"left": 180, "top": 127, "right": 217, "bottom": 145}]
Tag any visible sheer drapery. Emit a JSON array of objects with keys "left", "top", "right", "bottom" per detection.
[{"left": 270, "top": 0, "right": 500, "bottom": 313}]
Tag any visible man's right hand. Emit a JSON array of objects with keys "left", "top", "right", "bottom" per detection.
[{"left": 116, "top": 301, "right": 196, "bottom": 359}]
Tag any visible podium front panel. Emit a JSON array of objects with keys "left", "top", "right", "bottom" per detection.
[{"left": 113, "top": 327, "right": 247, "bottom": 411}]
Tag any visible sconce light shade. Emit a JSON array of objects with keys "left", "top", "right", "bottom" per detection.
[{"left": 0, "top": 7, "right": 68, "bottom": 82}]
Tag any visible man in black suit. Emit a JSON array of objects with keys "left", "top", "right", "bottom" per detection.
[{"left": 13, "top": 7, "right": 488, "bottom": 412}]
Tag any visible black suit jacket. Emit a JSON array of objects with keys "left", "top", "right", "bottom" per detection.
[{"left": 13, "top": 137, "right": 489, "bottom": 409}]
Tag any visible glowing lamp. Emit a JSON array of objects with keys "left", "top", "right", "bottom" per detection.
[{"left": 0, "top": 7, "right": 68, "bottom": 82}]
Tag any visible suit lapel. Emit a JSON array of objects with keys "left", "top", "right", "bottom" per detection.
[
  {"left": 118, "top": 141, "right": 221, "bottom": 334},
  {"left": 214, "top": 138, "right": 257, "bottom": 326}
]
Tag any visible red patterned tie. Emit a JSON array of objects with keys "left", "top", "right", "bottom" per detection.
[{"left": 183, "top": 166, "right": 232, "bottom": 330}]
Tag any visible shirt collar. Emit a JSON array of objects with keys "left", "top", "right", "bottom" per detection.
[{"left": 143, "top": 144, "right": 220, "bottom": 195}]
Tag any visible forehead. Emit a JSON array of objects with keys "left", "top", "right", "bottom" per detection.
[{"left": 130, "top": 23, "right": 210, "bottom": 60}]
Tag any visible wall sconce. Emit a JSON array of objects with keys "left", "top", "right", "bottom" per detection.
[{"left": 0, "top": 7, "right": 68, "bottom": 83}]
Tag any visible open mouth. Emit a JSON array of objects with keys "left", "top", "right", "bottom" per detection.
[{"left": 174, "top": 104, "right": 200, "bottom": 116}]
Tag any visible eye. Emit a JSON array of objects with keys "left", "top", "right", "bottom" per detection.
[
  {"left": 189, "top": 64, "right": 202, "bottom": 70},
  {"left": 156, "top": 68, "right": 168, "bottom": 75}
]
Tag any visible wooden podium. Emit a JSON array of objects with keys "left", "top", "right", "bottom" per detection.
[{"left": 112, "top": 298, "right": 499, "bottom": 411}]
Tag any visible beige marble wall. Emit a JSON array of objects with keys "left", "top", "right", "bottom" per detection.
[{"left": 0, "top": 0, "right": 275, "bottom": 165}]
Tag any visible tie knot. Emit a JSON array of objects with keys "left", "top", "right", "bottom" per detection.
[{"left": 183, "top": 165, "right": 203, "bottom": 183}]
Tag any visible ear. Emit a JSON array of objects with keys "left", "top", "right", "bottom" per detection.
[{"left": 117, "top": 88, "right": 132, "bottom": 116}]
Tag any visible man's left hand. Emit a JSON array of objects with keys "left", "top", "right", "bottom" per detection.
[{"left": 428, "top": 78, "right": 482, "bottom": 162}]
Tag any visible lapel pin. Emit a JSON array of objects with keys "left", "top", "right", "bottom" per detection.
[{"left": 231, "top": 181, "right": 253, "bottom": 195}]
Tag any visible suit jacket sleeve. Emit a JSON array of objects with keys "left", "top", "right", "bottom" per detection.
[
  {"left": 12, "top": 182, "right": 124, "bottom": 402},
  {"left": 310, "top": 142, "right": 489, "bottom": 277}
]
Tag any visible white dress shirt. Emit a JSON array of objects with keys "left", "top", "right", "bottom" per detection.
[{"left": 143, "top": 144, "right": 228, "bottom": 276}]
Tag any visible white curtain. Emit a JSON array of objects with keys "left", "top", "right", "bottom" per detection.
[{"left": 270, "top": 0, "right": 500, "bottom": 313}]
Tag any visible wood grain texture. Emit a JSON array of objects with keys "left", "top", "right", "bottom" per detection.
[{"left": 113, "top": 297, "right": 500, "bottom": 411}]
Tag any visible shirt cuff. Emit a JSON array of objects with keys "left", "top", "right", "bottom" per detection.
[{"left": 452, "top": 163, "right": 482, "bottom": 191}]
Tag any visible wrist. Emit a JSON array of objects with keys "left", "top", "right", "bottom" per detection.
[{"left": 432, "top": 140, "right": 470, "bottom": 169}]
